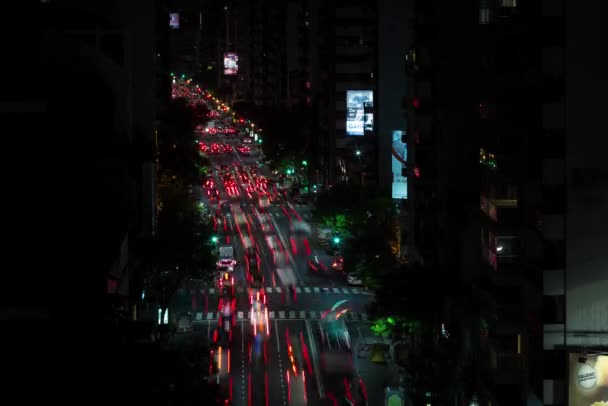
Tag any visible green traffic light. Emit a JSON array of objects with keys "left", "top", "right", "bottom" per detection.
[
  {"left": 302, "top": 160, "right": 308, "bottom": 166},
  {"left": 211, "top": 236, "right": 219, "bottom": 244},
  {"left": 333, "top": 236, "right": 341, "bottom": 244},
  {"left": 170, "top": 72, "right": 174, "bottom": 77},
  {"left": 181, "top": 74, "right": 186, "bottom": 79}
]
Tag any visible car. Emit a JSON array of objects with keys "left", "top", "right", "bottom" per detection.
[
  {"left": 331, "top": 255, "right": 344, "bottom": 272},
  {"left": 250, "top": 291, "right": 269, "bottom": 337},
  {"left": 286, "top": 334, "right": 307, "bottom": 406},
  {"left": 308, "top": 255, "right": 327, "bottom": 272},
  {"left": 176, "top": 312, "right": 193, "bottom": 333},
  {"left": 216, "top": 264, "right": 234, "bottom": 273},
  {"left": 346, "top": 273, "right": 363, "bottom": 286}
]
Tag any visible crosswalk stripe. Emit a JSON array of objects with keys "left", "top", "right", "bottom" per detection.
[
  {"left": 200, "top": 286, "right": 373, "bottom": 295},
  {"left": 191, "top": 311, "right": 369, "bottom": 321}
]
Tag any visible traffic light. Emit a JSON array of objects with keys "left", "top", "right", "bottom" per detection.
[
  {"left": 333, "top": 236, "right": 341, "bottom": 245},
  {"left": 211, "top": 236, "right": 219, "bottom": 244},
  {"left": 302, "top": 160, "right": 308, "bottom": 166}
]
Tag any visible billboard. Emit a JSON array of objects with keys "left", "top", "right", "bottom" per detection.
[
  {"left": 224, "top": 53, "right": 238, "bottom": 75},
  {"left": 169, "top": 13, "right": 179, "bottom": 29},
  {"left": 346, "top": 90, "right": 374, "bottom": 136},
  {"left": 392, "top": 130, "right": 408, "bottom": 199},
  {"left": 569, "top": 353, "right": 608, "bottom": 406}
]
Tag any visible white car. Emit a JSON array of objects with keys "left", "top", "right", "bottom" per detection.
[{"left": 346, "top": 273, "right": 363, "bottom": 286}]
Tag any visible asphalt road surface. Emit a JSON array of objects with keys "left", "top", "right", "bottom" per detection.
[{"left": 171, "top": 93, "right": 384, "bottom": 405}]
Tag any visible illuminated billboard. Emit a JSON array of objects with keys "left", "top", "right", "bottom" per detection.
[
  {"left": 346, "top": 90, "right": 374, "bottom": 136},
  {"left": 392, "top": 130, "right": 408, "bottom": 199},
  {"left": 569, "top": 353, "right": 608, "bottom": 406},
  {"left": 169, "top": 13, "right": 179, "bottom": 29},
  {"left": 224, "top": 53, "right": 238, "bottom": 75}
]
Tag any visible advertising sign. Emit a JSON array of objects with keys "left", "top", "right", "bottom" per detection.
[
  {"left": 223, "top": 53, "right": 238, "bottom": 75},
  {"left": 392, "top": 130, "right": 408, "bottom": 199},
  {"left": 346, "top": 90, "right": 374, "bottom": 136},
  {"left": 569, "top": 353, "right": 608, "bottom": 406},
  {"left": 169, "top": 13, "right": 180, "bottom": 29}
]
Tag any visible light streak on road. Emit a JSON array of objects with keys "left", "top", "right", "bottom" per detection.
[
  {"left": 275, "top": 320, "right": 280, "bottom": 353},
  {"left": 305, "top": 319, "right": 325, "bottom": 398}
]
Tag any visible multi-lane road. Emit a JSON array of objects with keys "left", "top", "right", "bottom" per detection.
[{"left": 170, "top": 85, "right": 390, "bottom": 405}]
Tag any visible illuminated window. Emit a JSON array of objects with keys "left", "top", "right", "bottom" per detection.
[{"left": 480, "top": 7, "right": 491, "bottom": 24}]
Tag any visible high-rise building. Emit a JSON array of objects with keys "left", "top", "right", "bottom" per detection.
[
  {"left": 402, "top": 0, "right": 557, "bottom": 403},
  {"left": 542, "top": 0, "right": 608, "bottom": 405},
  {"left": 403, "top": 0, "right": 607, "bottom": 404},
  {"left": 3, "top": 0, "right": 163, "bottom": 400}
]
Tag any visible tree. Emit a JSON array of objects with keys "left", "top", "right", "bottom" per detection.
[{"left": 366, "top": 262, "right": 467, "bottom": 404}]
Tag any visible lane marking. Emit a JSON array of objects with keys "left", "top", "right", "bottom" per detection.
[
  {"left": 299, "top": 310, "right": 306, "bottom": 319},
  {"left": 279, "top": 311, "right": 285, "bottom": 319},
  {"left": 333, "top": 288, "right": 340, "bottom": 293},
  {"left": 289, "top": 311, "right": 296, "bottom": 319},
  {"left": 275, "top": 319, "right": 280, "bottom": 353},
  {"left": 304, "top": 287, "right": 311, "bottom": 293},
  {"left": 313, "top": 287, "right": 320, "bottom": 293}
]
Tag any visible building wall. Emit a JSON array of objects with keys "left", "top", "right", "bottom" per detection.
[
  {"left": 377, "top": 0, "right": 413, "bottom": 188},
  {"left": 564, "top": 0, "right": 608, "bottom": 347}
]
